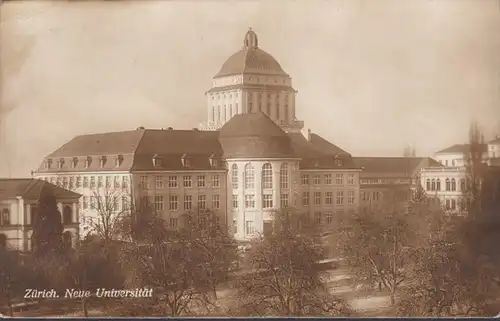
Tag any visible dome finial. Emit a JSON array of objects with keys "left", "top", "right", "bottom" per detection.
[{"left": 243, "top": 28, "right": 258, "bottom": 49}]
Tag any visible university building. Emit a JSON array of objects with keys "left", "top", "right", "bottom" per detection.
[
  {"left": 33, "top": 29, "right": 362, "bottom": 241},
  {"left": 420, "top": 137, "right": 500, "bottom": 214},
  {"left": 0, "top": 179, "right": 80, "bottom": 251}
]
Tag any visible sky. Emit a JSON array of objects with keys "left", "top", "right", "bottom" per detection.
[{"left": 1, "top": 0, "right": 499, "bottom": 178}]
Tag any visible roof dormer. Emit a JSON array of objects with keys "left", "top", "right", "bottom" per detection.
[
  {"left": 99, "top": 156, "right": 107, "bottom": 168},
  {"left": 152, "top": 154, "right": 163, "bottom": 168},
  {"left": 209, "top": 154, "right": 219, "bottom": 168},
  {"left": 85, "top": 156, "right": 92, "bottom": 169},
  {"left": 58, "top": 158, "right": 65, "bottom": 169},
  {"left": 334, "top": 155, "right": 343, "bottom": 167},
  {"left": 115, "top": 155, "right": 123, "bottom": 168},
  {"left": 181, "top": 154, "right": 191, "bottom": 168},
  {"left": 71, "top": 157, "right": 78, "bottom": 169},
  {"left": 46, "top": 158, "right": 53, "bottom": 169}
]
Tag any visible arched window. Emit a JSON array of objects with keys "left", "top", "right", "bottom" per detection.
[
  {"left": 63, "top": 231, "right": 72, "bottom": 250},
  {"left": 280, "top": 163, "right": 289, "bottom": 189},
  {"left": 460, "top": 178, "right": 466, "bottom": 191},
  {"left": 426, "top": 179, "right": 431, "bottom": 191},
  {"left": 261, "top": 163, "right": 273, "bottom": 189},
  {"left": 431, "top": 179, "right": 436, "bottom": 191},
  {"left": 451, "top": 179, "right": 456, "bottom": 191},
  {"left": 436, "top": 179, "right": 441, "bottom": 191},
  {"left": 446, "top": 178, "right": 451, "bottom": 191},
  {"left": 244, "top": 163, "right": 255, "bottom": 189},
  {"left": 63, "top": 205, "right": 72, "bottom": 225},
  {"left": 0, "top": 233, "right": 6, "bottom": 249},
  {"left": 231, "top": 164, "right": 238, "bottom": 189}
]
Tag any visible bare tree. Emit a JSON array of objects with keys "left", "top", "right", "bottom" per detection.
[
  {"left": 231, "top": 207, "right": 350, "bottom": 316},
  {"left": 337, "top": 190, "right": 445, "bottom": 306},
  {"left": 120, "top": 212, "right": 217, "bottom": 316},
  {"left": 82, "top": 187, "right": 131, "bottom": 244},
  {"left": 180, "top": 208, "right": 238, "bottom": 300}
]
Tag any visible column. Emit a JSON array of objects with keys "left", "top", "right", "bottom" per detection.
[
  {"left": 72, "top": 202, "right": 78, "bottom": 224},
  {"left": 255, "top": 162, "right": 263, "bottom": 234}
]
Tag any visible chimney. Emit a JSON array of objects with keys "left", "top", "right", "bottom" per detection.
[
  {"left": 167, "top": 127, "right": 173, "bottom": 130},
  {"left": 193, "top": 128, "right": 199, "bottom": 131}
]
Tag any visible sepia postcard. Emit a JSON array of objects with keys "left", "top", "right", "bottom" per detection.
[{"left": 1, "top": 0, "right": 500, "bottom": 318}]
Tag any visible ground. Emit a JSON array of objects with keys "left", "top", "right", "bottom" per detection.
[{"left": 10, "top": 265, "right": 397, "bottom": 317}]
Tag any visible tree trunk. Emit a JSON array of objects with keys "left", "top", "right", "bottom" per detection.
[
  {"left": 6, "top": 291, "right": 13, "bottom": 317},
  {"left": 82, "top": 298, "right": 88, "bottom": 317},
  {"left": 390, "top": 287, "right": 396, "bottom": 305}
]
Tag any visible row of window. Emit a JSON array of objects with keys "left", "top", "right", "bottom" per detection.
[
  {"left": 44, "top": 155, "right": 124, "bottom": 170},
  {"left": 0, "top": 206, "right": 74, "bottom": 226},
  {"left": 39, "top": 176, "right": 129, "bottom": 190},
  {"left": 301, "top": 191, "right": 356, "bottom": 206},
  {"left": 139, "top": 175, "right": 220, "bottom": 190},
  {"left": 425, "top": 178, "right": 467, "bottom": 192},
  {"left": 301, "top": 173, "right": 356, "bottom": 186},
  {"left": 231, "top": 163, "right": 290, "bottom": 190},
  {"left": 232, "top": 193, "right": 290, "bottom": 209},
  {"left": 360, "top": 178, "right": 411, "bottom": 185}
]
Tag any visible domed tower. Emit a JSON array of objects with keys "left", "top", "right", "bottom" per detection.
[
  {"left": 199, "top": 28, "right": 304, "bottom": 133},
  {"left": 219, "top": 112, "right": 301, "bottom": 241}
]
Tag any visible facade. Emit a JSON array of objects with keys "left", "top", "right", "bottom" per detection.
[
  {"left": 34, "top": 29, "right": 361, "bottom": 241},
  {"left": 0, "top": 179, "right": 81, "bottom": 251},
  {"left": 420, "top": 138, "right": 500, "bottom": 215},
  {"left": 353, "top": 157, "right": 442, "bottom": 211}
]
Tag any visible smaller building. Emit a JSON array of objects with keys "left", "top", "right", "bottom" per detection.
[
  {"left": 0, "top": 178, "right": 81, "bottom": 251},
  {"left": 353, "top": 157, "right": 442, "bottom": 211}
]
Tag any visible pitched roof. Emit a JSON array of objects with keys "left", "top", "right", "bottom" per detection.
[
  {"left": 0, "top": 179, "right": 81, "bottom": 200},
  {"left": 353, "top": 157, "right": 443, "bottom": 176},
  {"left": 436, "top": 143, "right": 488, "bottom": 154},
  {"left": 219, "top": 113, "right": 295, "bottom": 159},
  {"left": 48, "top": 130, "right": 145, "bottom": 157},
  {"left": 288, "top": 132, "right": 359, "bottom": 170}
]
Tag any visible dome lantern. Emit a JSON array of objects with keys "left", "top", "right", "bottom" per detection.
[{"left": 243, "top": 28, "right": 258, "bottom": 49}]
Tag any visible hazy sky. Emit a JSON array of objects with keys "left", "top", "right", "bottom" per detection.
[{"left": 1, "top": 0, "right": 499, "bottom": 177}]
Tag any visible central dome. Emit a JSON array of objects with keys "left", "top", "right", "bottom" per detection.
[{"left": 214, "top": 29, "right": 288, "bottom": 78}]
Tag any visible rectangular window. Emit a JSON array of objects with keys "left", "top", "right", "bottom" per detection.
[
  {"left": 263, "top": 194, "right": 273, "bottom": 208},
  {"left": 245, "top": 195, "right": 255, "bottom": 208},
  {"left": 302, "top": 192, "right": 309, "bottom": 206},
  {"left": 335, "top": 174, "right": 343, "bottom": 185},
  {"left": 83, "top": 196, "right": 88, "bottom": 209},
  {"left": 245, "top": 221, "right": 255, "bottom": 235},
  {"left": 233, "top": 219, "right": 237, "bottom": 234},
  {"left": 114, "top": 176, "right": 120, "bottom": 188},
  {"left": 169, "top": 217, "right": 178, "bottom": 228},
  {"left": 212, "top": 175, "right": 220, "bottom": 188},
  {"left": 325, "top": 212, "right": 333, "bottom": 224},
  {"left": 314, "top": 192, "right": 321, "bottom": 205},
  {"left": 139, "top": 176, "right": 149, "bottom": 189},
  {"left": 336, "top": 191, "right": 344, "bottom": 205},
  {"left": 313, "top": 175, "right": 321, "bottom": 185},
  {"left": 212, "top": 195, "right": 220, "bottom": 209},
  {"left": 232, "top": 195, "right": 238, "bottom": 209},
  {"left": 122, "top": 196, "right": 129, "bottom": 211},
  {"left": 105, "top": 176, "right": 111, "bottom": 188},
  {"left": 69, "top": 177, "right": 74, "bottom": 189},
  {"left": 280, "top": 193, "right": 289, "bottom": 208},
  {"left": 90, "top": 196, "right": 97, "bottom": 209},
  {"left": 314, "top": 212, "right": 322, "bottom": 225},
  {"left": 169, "top": 195, "right": 178, "bottom": 211},
  {"left": 324, "top": 174, "right": 332, "bottom": 185},
  {"left": 301, "top": 174, "right": 309, "bottom": 185},
  {"left": 97, "top": 176, "right": 103, "bottom": 188},
  {"left": 155, "top": 176, "right": 164, "bottom": 189},
  {"left": 348, "top": 191, "right": 355, "bottom": 204},
  {"left": 168, "top": 176, "right": 177, "bottom": 188},
  {"left": 90, "top": 176, "right": 96, "bottom": 188},
  {"left": 197, "top": 175, "right": 206, "bottom": 188},
  {"left": 122, "top": 176, "right": 129, "bottom": 189},
  {"left": 183, "top": 176, "right": 192, "bottom": 188},
  {"left": 325, "top": 192, "right": 333, "bottom": 205},
  {"left": 347, "top": 174, "right": 355, "bottom": 185},
  {"left": 76, "top": 176, "right": 81, "bottom": 188},
  {"left": 183, "top": 195, "right": 192, "bottom": 211},
  {"left": 154, "top": 196, "right": 164, "bottom": 212},
  {"left": 198, "top": 195, "right": 206, "bottom": 209}
]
